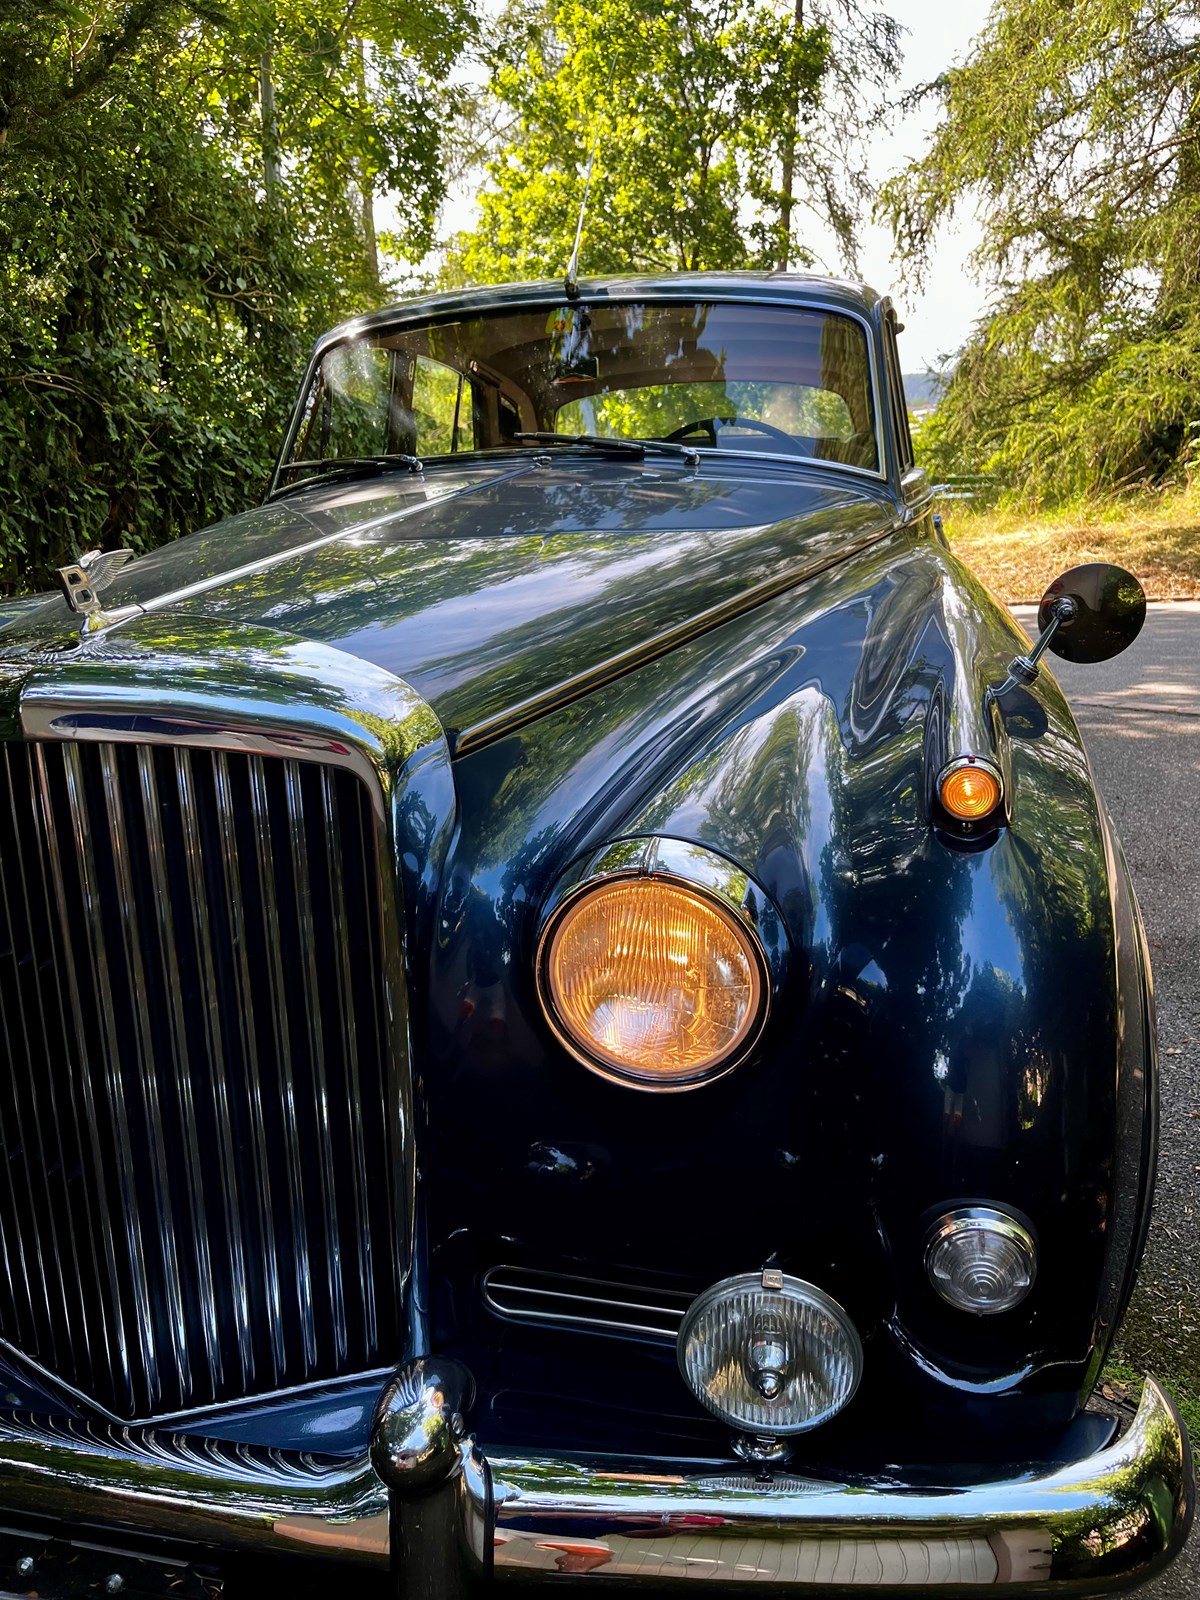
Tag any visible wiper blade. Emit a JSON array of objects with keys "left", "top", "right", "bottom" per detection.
[
  {"left": 515, "top": 431, "right": 701, "bottom": 466},
  {"left": 269, "top": 454, "right": 423, "bottom": 500}
]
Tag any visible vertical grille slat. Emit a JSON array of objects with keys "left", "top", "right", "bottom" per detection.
[
  {"left": 175, "top": 747, "right": 254, "bottom": 1393},
  {"left": 97, "top": 742, "right": 191, "bottom": 1406},
  {"left": 212, "top": 750, "right": 285, "bottom": 1385},
  {"left": 0, "top": 738, "right": 400, "bottom": 1421},
  {"left": 27, "top": 743, "right": 133, "bottom": 1412},
  {"left": 0, "top": 753, "right": 55, "bottom": 1356},
  {"left": 0, "top": 827, "right": 46, "bottom": 1352},
  {"left": 0, "top": 749, "right": 90, "bottom": 1379},
  {"left": 58, "top": 741, "right": 161, "bottom": 1402},
  {"left": 285, "top": 761, "right": 347, "bottom": 1367},
  {"left": 247, "top": 756, "right": 317, "bottom": 1376},
  {"left": 320, "top": 766, "right": 378, "bottom": 1351},
  {"left": 137, "top": 746, "right": 222, "bottom": 1393}
]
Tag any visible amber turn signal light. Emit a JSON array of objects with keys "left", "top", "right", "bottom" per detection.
[{"left": 938, "top": 759, "right": 1002, "bottom": 822}]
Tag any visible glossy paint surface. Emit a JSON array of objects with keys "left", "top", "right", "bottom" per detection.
[
  {"left": 417, "top": 531, "right": 1154, "bottom": 1456},
  {"left": 0, "top": 276, "right": 1156, "bottom": 1477}
]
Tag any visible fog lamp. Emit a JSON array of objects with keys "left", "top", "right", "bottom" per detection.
[
  {"left": 677, "top": 1272, "right": 862, "bottom": 1435},
  {"left": 538, "top": 875, "right": 766, "bottom": 1089},
  {"left": 925, "top": 1207, "right": 1036, "bottom": 1314}
]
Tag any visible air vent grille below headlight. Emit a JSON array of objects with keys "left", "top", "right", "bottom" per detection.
[{"left": 483, "top": 1266, "right": 693, "bottom": 1341}]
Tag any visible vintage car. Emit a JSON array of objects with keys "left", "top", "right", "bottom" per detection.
[{"left": 0, "top": 271, "right": 1191, "bottom": 1597}]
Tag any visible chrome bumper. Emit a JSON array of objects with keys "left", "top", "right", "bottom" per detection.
[
  {"left": 376, "top": 1363, "right": 1193, "bottom": 1594},
  {"left": 0, "top": 1366, "right": 1189, "bottom": 1595}
]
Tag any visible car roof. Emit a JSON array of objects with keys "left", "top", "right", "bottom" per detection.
[{"left": 320, "top": 271, "right": 883, "bottom": 350}]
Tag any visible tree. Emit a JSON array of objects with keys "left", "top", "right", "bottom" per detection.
[
  {"left": 880, "top": 0, "right": 1200, "bottom": 502},
  {"left": 443, "top": 0, "right": 899, "bottom": 285},
  {"left": 0, "top": 0, "right": 473, "bottom": 590}
]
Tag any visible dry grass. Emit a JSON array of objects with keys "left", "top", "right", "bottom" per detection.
[{"left": 944, "top": 488, "right": 1200, "bottom": 603}]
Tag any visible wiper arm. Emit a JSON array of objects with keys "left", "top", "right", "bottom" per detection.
[
  {"left": 515, "top": 431, "right": 701, "bottom": 466},
  {"left": 269, "top": 454, "right": 423, "bottom": 500}
]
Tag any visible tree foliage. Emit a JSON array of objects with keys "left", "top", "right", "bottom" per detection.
[
  {"left": 882, "top": 0, "right": 1200, "bottom": 503},
  {"left": 444, "top": 0, "right": 900, "bottom": 285},
  {"left": 0, "top": 0, "right": 473, "bottom": 590}
]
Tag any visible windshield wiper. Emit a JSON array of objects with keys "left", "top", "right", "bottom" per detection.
[
  {"left": 515, "top": 431, "right": 701, "bottom": 466},
  {"left": 269, "top": 454, "right": 423, "bottom": 500}
]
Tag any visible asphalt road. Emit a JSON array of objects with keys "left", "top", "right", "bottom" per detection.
[{"left": 1016, "top": 602, "right": 1200, "bottom": 1597}]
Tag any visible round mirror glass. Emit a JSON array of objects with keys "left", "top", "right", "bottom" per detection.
[{"left": 1037, "top": 563, "right": 1147, "bottom": 664}]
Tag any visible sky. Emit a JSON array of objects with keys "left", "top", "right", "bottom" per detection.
[
  {"left": 846, "top": 0, "right": 995, "bottom": 370},
  {"left": 426, "top": 0, "right": 996, "bottom": 371}
]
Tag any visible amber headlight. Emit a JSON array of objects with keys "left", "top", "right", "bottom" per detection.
[{"left": 538, "top": 869, "right": 768, "bottom": 1090}]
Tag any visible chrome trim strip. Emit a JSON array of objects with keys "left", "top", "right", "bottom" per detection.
[
  {"left": 489, "top": 1379, "right": 1194, "bottom": 1590},
  {"left": 482, "top": 1266, "right": 690, "bottom": 1341},
  {"left": 0, "top": 1412, "right": 388, "bottom": 1566},
  {"left": 453, "top": 523, "right": 897, "bottom": 756}
]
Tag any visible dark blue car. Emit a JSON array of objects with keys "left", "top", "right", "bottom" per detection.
[{"left": 0, "top": 272, "right": 1190, "bottom": 1596}]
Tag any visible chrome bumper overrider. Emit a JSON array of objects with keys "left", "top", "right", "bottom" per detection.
[{"left": 0, "top": 1364, "right": 1189, "bottom": 1594}]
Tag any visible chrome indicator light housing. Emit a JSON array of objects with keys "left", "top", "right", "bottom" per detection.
[{"left": 925, "top": 1207, "right": 1037, "bottom": 1315}]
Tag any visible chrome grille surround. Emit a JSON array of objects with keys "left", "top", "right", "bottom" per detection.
[
  {"left": 0, "top": 740, "right": 396, "bottom": 1420},
  {"left": 0, "top": 638, "right": 440, "bottom": 1424}
]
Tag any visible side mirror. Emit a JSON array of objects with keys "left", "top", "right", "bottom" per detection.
[
  {"left": 991, "top": 563, "right": 1146, "bottom": 701},
  {"left": 1036, "top": 562, "right": 1147, "bottom": 663}
]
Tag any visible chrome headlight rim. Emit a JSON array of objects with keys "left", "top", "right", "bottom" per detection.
[
  {"left": 923, "top": 1204, "right": 1038, "bottom": 1316},
  {"left": 676, "top": 1271, "right": 865, "bottom": 1435},
  {"left": 534, "top": 838, "right": 777, "bottom": 1094}
]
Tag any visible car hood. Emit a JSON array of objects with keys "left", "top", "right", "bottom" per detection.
[{"left": 1, "top": 458, "right": 895, "bottom": 748}]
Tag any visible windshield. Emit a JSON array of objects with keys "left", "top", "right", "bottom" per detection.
[{"left": 283, "top": 299, "right": 881, "bottom": 481}]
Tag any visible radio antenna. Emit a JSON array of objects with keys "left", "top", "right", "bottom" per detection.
[{"left": 563, "top": 63, "right": 614, "bottom": 300}]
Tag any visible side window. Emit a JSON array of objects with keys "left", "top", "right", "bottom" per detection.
[
  {"left": 299, "top": 344, "right": 392, "bottom": 460},
  {"left": 411, "top": 356, "right": 470, "bottom": 455},
  {"left": 883, "top": 314, "right": 915, "bottom": 472}
]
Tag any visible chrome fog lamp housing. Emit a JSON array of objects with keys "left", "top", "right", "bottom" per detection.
[
  {"left": 677, "top": 1271, "right": 863, "bottom": 1436},
  {"left": 925, "top": 1207, "right": 1037, "bottom": 1315}
]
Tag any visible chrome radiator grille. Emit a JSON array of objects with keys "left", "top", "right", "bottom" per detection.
[{"left": 0, "top": 739, "right": 402, "bottom": 1421}]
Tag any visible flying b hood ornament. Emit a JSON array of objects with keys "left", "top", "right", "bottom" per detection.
[{"left": 54, "top": 547, "right": 137, "bottom": 630}]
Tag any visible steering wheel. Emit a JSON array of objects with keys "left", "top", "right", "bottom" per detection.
[{"left": 664, "top": 415, "right": 798, "bottom": 449}]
